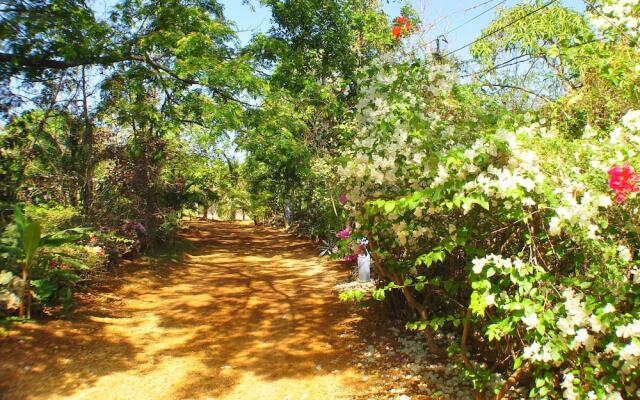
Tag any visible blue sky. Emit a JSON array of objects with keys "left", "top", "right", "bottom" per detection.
[{"left": 220, "top": 0, "right": 585, "bottom": 59}]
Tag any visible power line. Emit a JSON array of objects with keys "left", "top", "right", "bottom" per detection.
[
  {"left": 420, "top": 0, "right": 500, "bottom": 36},
  {"left": 460, "top": 53, "right": 532, "bottom": 78},
  {"left": 426, "top": 0, "right": 506, "bottom": 55},
  {"left": 426, "top": 0, "right": 506, "bottom": 52},
  {"left": 445, "top": 0, "right": 561, "bottom": 57},
  {"left": 433, "top": 0, "right": 501, "bottom": 24},
  {"left": 434, "top": 0, "right": 507, "bottom": 40}
]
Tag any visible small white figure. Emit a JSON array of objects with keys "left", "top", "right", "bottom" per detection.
[{"left": 357, "top": 237, "right": 371, "bottom": 282}]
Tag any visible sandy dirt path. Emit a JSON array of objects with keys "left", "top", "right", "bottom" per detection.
[{"left": 0, "top": 221, "right": 372, "bottom": 400}]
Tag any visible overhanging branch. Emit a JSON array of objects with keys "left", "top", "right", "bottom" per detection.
[
  {"left": 0, "top": 52, "right": 130, "bottom": 69},
  {"left": 1, "top": 51, "right": 259, "bottom": 108}
]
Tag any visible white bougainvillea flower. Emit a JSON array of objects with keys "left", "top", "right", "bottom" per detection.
[{"left": 521, "top": 312, "right": 540, "bottom": 330}]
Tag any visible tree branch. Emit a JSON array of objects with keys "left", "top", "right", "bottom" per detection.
[
  {"left": 1, "top": 51, "right": 260, "bottom": 108},
  {"left": 495, "top": 362, "right": 532, "bottom": 399},
  {"left": 0, "top": 52, "right": 130, "bottom": 69}
]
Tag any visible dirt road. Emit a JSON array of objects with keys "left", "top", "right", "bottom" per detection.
[{"left": 0, "top": 222, "right": 372, "bottom": 400}]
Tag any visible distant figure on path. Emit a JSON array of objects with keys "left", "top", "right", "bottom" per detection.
[{"left": 284, "top": 201, "right": 292, "bottom": 229}]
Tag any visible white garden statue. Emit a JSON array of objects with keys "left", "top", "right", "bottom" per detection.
[{"left": 357, "top": 237, "right": 371, "bottom": 282}]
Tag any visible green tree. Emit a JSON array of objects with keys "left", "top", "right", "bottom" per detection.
[{"left": 239, "top": 0, "right": 397, "bottom": 231}]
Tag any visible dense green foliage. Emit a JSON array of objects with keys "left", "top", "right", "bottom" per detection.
[{"left": 2, "top": 0, "right": 640, "bottom": 398}]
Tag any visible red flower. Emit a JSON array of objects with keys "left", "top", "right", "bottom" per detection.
[
  {"left": 392, "top": 16, "right": 415, "bottom": 39},
  {"left": 392, "top": 25, "right": 403, "bottom": 38},
  {"left": 608, "top": 163, "right": 639, "bottom": 203},
  {"left": 339, "top": 193, "right": 348, "bottom": 205}
]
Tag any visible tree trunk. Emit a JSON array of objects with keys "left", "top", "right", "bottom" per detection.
[
  {"left": 366, "top": 235, "right": 447, "bottom": 359},
  {"left": 81, "top": 66, "right": 94, "bottom": 216},
  {"left": 19, "top": 266, "right": 30, "bottom": 319}
]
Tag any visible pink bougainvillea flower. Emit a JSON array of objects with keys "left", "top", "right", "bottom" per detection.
[
  {"left": 342, "top": 254, "right": 358, "bottom": 263},
  {"left": 608, "top": 163, "right": 639, "bottom": 203},
  {"left": 615, "top": 192, "right": 628, "bottom": 203},
  {"left": 338, "top": 193, "right": 348, "bottom": 205},
  {"left": 336, "top": 226, "right": 352, "bottom": 240}
]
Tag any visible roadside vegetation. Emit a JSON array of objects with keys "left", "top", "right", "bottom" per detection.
[{"left": 1, "top": 0, "right": 639, "bottom": 398}]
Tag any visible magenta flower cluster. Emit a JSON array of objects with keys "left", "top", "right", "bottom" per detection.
[{"left": 336, "top": 226, "right": 352, "bottom": 240}]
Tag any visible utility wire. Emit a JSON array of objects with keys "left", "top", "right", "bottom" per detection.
[
  {"left": 433, "top": 0, "right": 502, "bottom": 24},
  {"left": 425, "top": 0, "right": 505, "bottom": 52},
  {"left": 445, "top": 0, "right": 560, "bottom": 57},
  {"left": 431, "top": 0, "right": 507, "bottom": 42},
  {"left": 460, "top": 53, "right": 532, "bottom": 78},
  {"left": 420, "top": 0, "right": 500, "bottom": 37}
]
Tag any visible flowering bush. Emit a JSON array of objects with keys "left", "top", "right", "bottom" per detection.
[{"left": 336, "top": 46, "right": 640, "bottom": 398}]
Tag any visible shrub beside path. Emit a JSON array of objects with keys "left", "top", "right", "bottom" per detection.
[{"left": 0, "top": 221, "right": 375, "bottom": 400}]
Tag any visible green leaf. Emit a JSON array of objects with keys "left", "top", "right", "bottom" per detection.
[
  {"left": 415, "top": 249, "right": 446, "bottom": 268},
  {"left": 476, "top": 196, "right": 490, "bottom": 211},
  {"left": 383, "top": 201, "right": 396, "bottom": 213},
  {"left": 50, "top": 269, "right": 81, "bottom": 282},
  {"left": 41, "top": 235, "right": 82, "bottom": 247},
  {"left": 339, "top": 290, "right": 366, "bottom": 302},
  {"left": 13, "top": 206, "right": 27, "bottom": 230},
  {"left": 22, "top": 221, "right": 42, "bottom": 267},
  {"left": 579, "top": 281, "right": 592, "bottom": 289},
  {"left": 443, "top": 280, "right": 456, "bottom": 294},
  {"left": 469, "top": 291, "right": 486, "bottom": 317},
  {"left": 372, "top": 288, "right": 386, "bottom": 301},
  {"left": 31, "top": 279, "right": 58, "bottom": 301},
  {"left": 513, "top": 356, "right": 523, "bottom": 370},
  {"left": 0, "top": 270, "right": 14, "bottom": 285}
]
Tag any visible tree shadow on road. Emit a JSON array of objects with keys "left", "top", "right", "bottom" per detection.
[{"left": 0, "top": 221, "right": 367, "bottom": 400}]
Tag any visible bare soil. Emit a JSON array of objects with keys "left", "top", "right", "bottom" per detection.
[{"left": 0, "top": 221, "right": 377, "bottom": 400}]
